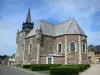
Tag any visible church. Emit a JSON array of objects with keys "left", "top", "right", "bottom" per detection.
[{"left": 15, "top": 8, "right": 88, "bottom": 65}]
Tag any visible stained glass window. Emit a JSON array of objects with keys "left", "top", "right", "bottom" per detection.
[
  {"left": 70, "top": 42, "right": 75, "bottom": 52},
  {"left": 58, "top": 43, "right": 62, "bottom": 53},
  {"left": 83, "top": 43, "right": 85, "bottom": 52}
]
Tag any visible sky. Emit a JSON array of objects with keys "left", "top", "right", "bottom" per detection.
[{"left": 0, "top": 0, "right": 100, "bottom": 56}]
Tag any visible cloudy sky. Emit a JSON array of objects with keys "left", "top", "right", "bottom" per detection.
[{"left": 0, "top": 0, "right": 100, "bottom": 55}]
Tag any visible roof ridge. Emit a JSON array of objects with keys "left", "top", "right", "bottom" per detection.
[
  {"left": 65, "top": 18, "right": 74, "bottom": 32},
  {"left": 73, "top": 19, "right": 86, "bottom": 34},
  {"left": 40, "top": 20, "right": 55, "bottom": 25},
  {"left": 95, "top": 45, "right": 100, "bottom": 47},
  {"left": 56, "top": 18, "right": 72, "bottom": 25}
]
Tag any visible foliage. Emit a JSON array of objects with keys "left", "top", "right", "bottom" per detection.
[
  {"left": 50, "top": 66, "right": 79, "bottom": 75},
  {"left": 0, "top": 55, "right": 8, "bottom": 60},
  {"left": 31, "top": 64, "right": 61, "bottom": 71},
  {"left": 23, "top": 64, "right": 31, "bottom": 68},
  {"left": 50, "top": 64, "right": 90, "bottom": 75}
]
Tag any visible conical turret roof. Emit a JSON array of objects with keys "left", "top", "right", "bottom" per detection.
[{"left": 25, "top": 8, "right": 31, "bottom": 23}]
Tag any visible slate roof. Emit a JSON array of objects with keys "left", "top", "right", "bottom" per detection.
[
  {"left": 26, "top": 18, "right": 86, "bottom": 38},
  {"left": 88, "top": 45, "right": 100, "bottom": 52},
  {"left": 26, "top": 8, "right": 31, "bottom": 23},
  {"left": 88, "top": 45, "right": 96, "bottom": 52},
  {"left": 95, "top": 45, "right": 100, "bottom": 52}
]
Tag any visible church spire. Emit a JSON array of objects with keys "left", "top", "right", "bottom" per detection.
[
  {"left": 22, "top": 8, "right": 34, "bottom": 32},
  {"left": 25, "top": 8, "right": 31, "bottom": 23}
]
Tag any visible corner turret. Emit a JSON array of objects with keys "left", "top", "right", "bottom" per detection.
[{"left": 36, "top": 25, "right": 42, "bottom": 44}]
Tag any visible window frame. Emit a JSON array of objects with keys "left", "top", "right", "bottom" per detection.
[
  {"left": 69, "top": 41, "right": 76, "bottom": 53},
  {"left": 57, "top": 42, "right": 62, "bottom": 53},
  {"left": 46, "top": 57, "right": 54, "bottom": 64},
  {"left": 28, "top": 44, "right": 32, "bottom": 54},
  {"left": 82, "top": 42, "right": 86, "bottom": 53}
]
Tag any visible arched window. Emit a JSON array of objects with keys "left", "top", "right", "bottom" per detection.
[
  {"left": 48, "top": 57, "right": 52, "bottom": 64},
  {"left": 30, "top": 44, "right": 32, "bottom": 54},
  {"left": 70, "top": 42, "right": 75, "bottom": 52},
  {"left": 46, "top": 57, "right": 53, "bottom": 64},
  {"left": 28, "top": 44, "right": 32, "bottom": 54},
  {"left": 57, "top": 43, "right": 62, "bottom": 53},
  {"left": 82, "top": 43, "right": 86, "bottom": 52}
]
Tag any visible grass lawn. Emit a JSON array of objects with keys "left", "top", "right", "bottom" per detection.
[
  {"left": 24, "top": 68, "right": 49, "bottom": 74},
  {"left": 36, "top": 70, "right": 49, "bottom": 74},
  {"left": 24, "top": 68, "right": 31, "bottom": 70},
  {"left": 15, "top": 65, "right": 23, "bottom": 68},
  {"left": 15, "top": 66, "right": 49, "bottom": 74}
]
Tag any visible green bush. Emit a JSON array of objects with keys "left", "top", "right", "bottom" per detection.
[
  {"left": 76, "top": 65, "right": 84, "bottom": 72},
  {"left": 23, "top": 64, "right": 31, "bottom": 68},
  {"left": 65, "top": 65, "right": 84, "bottom": 72},
  {"left": 50, "top": 66, "right": 79, "bottom": 75},
  {"left": 65, "top": 64, "right": 90, "bottom": 72},
  {"left": 31, "top": 64, "right": 61, "bottom": 71},
  {"left": 77, "top": 64, "right": 90, "bottom": 70}
]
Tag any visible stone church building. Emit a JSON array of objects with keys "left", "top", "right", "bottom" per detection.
[{"left": 15, "top": 8, "right": 88, "bottom": 65}]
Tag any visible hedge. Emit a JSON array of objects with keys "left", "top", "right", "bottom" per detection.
[
  {"left": 23, "top": 64, "right": 31, "bottom": 68},
  {"left": 65, "top": 65, "right": 84, "bottom": 72},
  {"left": 31, "top": 64, "right": 61, "bottom": 71},
  {"left": 76, "top": 64, "right": 90, "bottom": 70},
  {"left": 50, "top": 66, "right": 79, "bottom": 75},
  {"left": 65, "top": 64, "right": 90, "bottom": 72}
]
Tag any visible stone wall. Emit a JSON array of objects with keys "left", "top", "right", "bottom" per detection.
[
  {"left": 23, "top": 34, "right": 88, "bottom": 64},
  {"left": 23, "top": 36, "right": 37, "bottom": 64},
  {"left": 40, "top": 56, "right": 46, "bottom": 64},
  {"left": 40, "top": 36, "right": 54, "bottom": 55},
  {"left": 15, "top": 31, "right": 26, "bottom": 64},
  {"left": 53, "top": 56, "right": 64, "bottom": 64}
]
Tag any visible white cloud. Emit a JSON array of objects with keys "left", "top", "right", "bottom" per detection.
[
  {"left": 0, "top": 0, "right": 100, "bottom": 55},
  {"left": 43, "top": 0, "right": 100, "bottom": 46},
  {"left": 87, "top": 31, "right": 100, "bottom": 45}
]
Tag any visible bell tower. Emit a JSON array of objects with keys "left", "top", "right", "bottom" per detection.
[
  {"left": 15, "top": 8, "right": 33, "bottom": 65},
  {"left": 22, "top": 8, "right": 34, "bottom": 32}
]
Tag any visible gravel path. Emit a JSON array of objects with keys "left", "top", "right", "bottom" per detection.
[{"left": 80, "top": 64, "right": 100, "bottom": 75}]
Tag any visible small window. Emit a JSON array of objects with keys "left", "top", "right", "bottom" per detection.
[
  {"left": 57, "top": 43, "right": 62, "bottom": 53},
  {"left": 46, "top": 57, "right": 53, "bottom": 64},
  {"left": 48, "top": 57, "right": 52, "bottom": 64},
  {"left": 70, "top": 42, "right": 75, "bottom": 52},
  {"left": 30, "top": 44, "right": 32, "bottom": 54},
  {"left": 28, "top": 44, "right": 32, "bottom": 54},
  {"left": 82, "top": 43, "right": 86, "bottom": 52}
]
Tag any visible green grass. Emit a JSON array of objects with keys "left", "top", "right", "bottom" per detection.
[
  {"left": 36, "top": 70, "right": 49, "bottom": 74},
  {"left": 24, "top": 68, "right": 49, "bottom": 74},
  {"left": 15, "top": 65, "right": 23, "bottom": 68},
  {"left": 24, "top": 68, "right": 31, "bottom": 70},
  {"left": 15, "top": 65, "right": 49, "bottom": 74}
]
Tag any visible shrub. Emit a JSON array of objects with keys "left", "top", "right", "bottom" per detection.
[
  {"left": 65, "top": 64, "right": 91, "bottom": 72},
  {"left": 23, "top": 64, "right": 31, "bottom": 68},
  {"left": 50, "top": 66, "right": 79, "bottom": 75},
  {"left": 31, "top": 64, "right": 61, "bottom": 71},
  {"left": 74, "top": 65, "right": 85, "bottom": 72},
  {"left": 77, "top": 64, "right": 90, "bottom": 70},
  {"left": 65, "top": 65, "right": 84, "bottom": 72}
]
